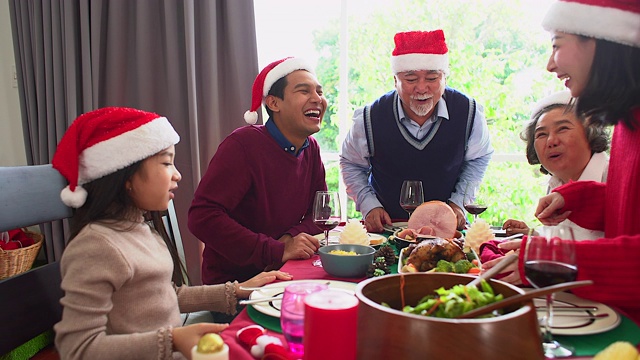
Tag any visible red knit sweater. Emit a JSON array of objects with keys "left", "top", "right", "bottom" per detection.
[
  {"left": 189, "top": 125, "right": 327, "bottom": 284},
  {"left": 521, "top": 108, "right": 640, "bottom": 324}
]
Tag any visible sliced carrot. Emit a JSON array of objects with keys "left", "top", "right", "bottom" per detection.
[
  {"left": 467, "top": 267, "right": 482, "bottom": 274},
  {"left": 471, "top": 259, "right": 479, "bottom": 266}
]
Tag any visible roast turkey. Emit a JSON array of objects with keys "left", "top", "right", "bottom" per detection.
[
  {"left": 405, "top": 237, "right": 466, "bottom": 272},
  {"left": 407, "top": 200, "right": 457, "bottom": 239}
]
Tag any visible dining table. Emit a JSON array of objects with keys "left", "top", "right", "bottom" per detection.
[{"left": 216, "top": 230, "right": 640, "bottom": 360}]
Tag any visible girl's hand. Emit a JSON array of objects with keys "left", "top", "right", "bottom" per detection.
[
  {"left": 172, "top": 323, "right": 229, "bottom": 359},
  {"left": 535, "top": 193, "right": 571, "bottom": 225},
  {"left": 237, "top": 270, "right": 293, "bottom": 299}
]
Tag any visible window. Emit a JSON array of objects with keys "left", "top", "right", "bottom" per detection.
[{"left": 254, "top": 0, "right": 564, "bottom": 226}]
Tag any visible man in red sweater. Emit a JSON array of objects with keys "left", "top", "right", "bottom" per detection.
[{"left": 189, "top": 57, "right": 327, "bottom": 292}]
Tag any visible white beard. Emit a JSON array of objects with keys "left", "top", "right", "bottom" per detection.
[{"left": 409, "top": 96, "right": 434, "bottom": 117}]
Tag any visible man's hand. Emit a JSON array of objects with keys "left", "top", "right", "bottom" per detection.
[
  {"left": 502, "top": 219, "right": 530, "bottom": 236},
  {"left": 447, "top": 201, "right": 466, "bottom": 230},
  {"left": 535, "top": 193, "right": 570, "bottom": 225},
  {"left": 280, "top": 233, "right": 320, "bottom": 263},
  {"left": 364, "top": 207, "right": 391, "bottom": 232}
]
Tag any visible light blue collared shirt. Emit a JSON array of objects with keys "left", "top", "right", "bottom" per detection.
[
  {"left": 265, "top": 118, "right": 309, "bottom": 156},
  {"left": 339, "top": 94, "right": 494, "bottom": 217}
]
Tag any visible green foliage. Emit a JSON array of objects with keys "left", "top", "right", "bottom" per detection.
[{"left": 316, "top": 0, "right": 565, "bottom": 226}]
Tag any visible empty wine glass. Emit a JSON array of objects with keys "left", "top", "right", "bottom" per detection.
[
  {"left": 524, "top": 225, "right": 577, "bottom": 358},
  {"left": 399, "top": 180, "right": 424, "bottom": 218},
  {"left": 313, "top": 191, "right": 341, "bottom": 246},
  {"left": 463, "top": 182, "right": 487, "bottom": 223}
]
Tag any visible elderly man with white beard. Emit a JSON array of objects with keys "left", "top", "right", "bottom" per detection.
[{"left": 340, "top": 29, "right": 493, "bottom": 232}]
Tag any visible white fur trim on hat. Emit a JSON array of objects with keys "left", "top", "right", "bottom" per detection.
[
  {"left": 542, "top": 1, "right": 640, "bottom": 47},
  {"left": 78, "top": 117, "right": 179, "bottom": 185},
  {"left": 530, "top": 90, "right": 573, "bottom": 120},
  {"left": 391, "top": 53, "right": 449, "bottom": 75},
  {"left": 262, "top": 58, "right": 314, "bottom": 97},
  {"left": 60, "top": 185, "right": 88, "bottom": 208}
]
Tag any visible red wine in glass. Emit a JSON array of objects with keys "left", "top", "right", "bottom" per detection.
[
  {"left": 313, "top": 191, "right": 341, "bottom": 246},
  {"left": 464, "top": 203, "right": 487, "bottom": 222},
  {"left": 400, "top": 204, "right": 418, "bottom": 215},
  {"left": 524, "top": 226, "right": 576, "bottom": 358},
  {"left": 314, "top": 220, "right": 339, "bottom": 232},
  {"left": 523, "top": 260, "right": 577, "bottom": 287},
  {"left": 399, "top": 180, "right": 424, "bottom": 218}
]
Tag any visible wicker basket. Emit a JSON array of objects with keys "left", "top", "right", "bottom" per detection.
[{"left": 0, "top": 230, "right": 44, "bottom": 280}]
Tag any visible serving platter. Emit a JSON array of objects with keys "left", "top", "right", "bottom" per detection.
[
  {"left": 397, "top": 240, "right": 480, "bottom": 274},
  {"left": 248, "top": 279, "right": 358, "bottom": 318},
  {"left": 532, "top": 291, "right": 620, "bottom": 336}
]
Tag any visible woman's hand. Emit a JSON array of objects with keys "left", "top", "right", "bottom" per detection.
[
  {"left": 480, "top": 239, "right": 523, "bottom": 285},
  {"left": 535, "top": 193, "right": 571, "bottom": 225},
  {"left": 173, "top": 323, "right": 229, "bottom": 359},
  {"left": 236, "top": 270, "right": 293, "bottom": 299},
  {"left": 502, "top": 219, "right": 529, "bottom": 236}
]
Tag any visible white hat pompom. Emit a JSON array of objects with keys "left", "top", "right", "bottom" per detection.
[
  {"left": 244, "top": 110, "right": 258, "bottom": 125},
  {"left": 61, "top": 185, "right": 88, "bottom": 208}
]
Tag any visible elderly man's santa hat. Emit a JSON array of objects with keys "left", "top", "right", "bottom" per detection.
[
  {"left": 390, "top": 29, "right": 449, "bottom": 75},
  {"left": 542, "top": 0, "right": 640, "bottom": 48},
  {"left": 243, "top": 57, "right": 314, "bottom": 125},
  {"left": 52, "top": 107, "right": 180, "bottom": 208}
]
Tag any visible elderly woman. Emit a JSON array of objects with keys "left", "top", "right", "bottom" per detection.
[
  {"left": 481, "top": 91, "right": 609, "bottom": 285},
  {"left": 502, "top": 90, "right": 609, "bottom": 240}
]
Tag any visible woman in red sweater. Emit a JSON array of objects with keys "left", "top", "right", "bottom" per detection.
[{"left": 521, "top": 0, "right": 640, "bottom": 324}]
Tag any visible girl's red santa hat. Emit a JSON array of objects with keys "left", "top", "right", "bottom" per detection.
[
  {"left": 244, "top": 57, "right": 314, "bottom": 125},
  {"left": 391, "top": 29, "right": 450, "bottom": 75},
  {"left": 52, "top": 107, "right": 180, "bottom": 208},
  {"left": 542, "top": 0, "right": 640, "bottom": 48}
]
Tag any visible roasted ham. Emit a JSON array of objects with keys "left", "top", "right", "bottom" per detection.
[{"left": 407, "top": 200, "right": 457, "bottom": 239}]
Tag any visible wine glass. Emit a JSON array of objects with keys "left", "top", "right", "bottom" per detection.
[
  {"left": 399, "top": 180, "right": 424, "bottom": 217},
  {"left": 463, "top": 182, "right": 487, "bottom": 223},
  {"left": 313, "top": 191, "right": 341, "bottom": 246},
  {"left": 524, "top": 225, "right": 577, "bottom": 358}
]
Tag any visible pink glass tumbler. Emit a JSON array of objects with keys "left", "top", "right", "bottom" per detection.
[{"left": 280, "top": 282, "right": 329, "bottom": 357}]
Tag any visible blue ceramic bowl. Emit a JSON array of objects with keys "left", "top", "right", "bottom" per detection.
[{"left": 318, "top": 244, "right": 375, "bottom": 278}]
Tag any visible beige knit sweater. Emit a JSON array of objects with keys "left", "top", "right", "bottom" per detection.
[{"left": 54, "top": 219, "right": 237, "bottom": 360}]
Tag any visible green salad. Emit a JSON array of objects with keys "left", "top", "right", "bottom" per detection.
[{"left": 395, "top": 280, "right": 504, "bottom": 318}]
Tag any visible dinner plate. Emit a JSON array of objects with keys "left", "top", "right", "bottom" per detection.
[
  {"left": 248, "top": 279, "right": 358, "bottom": 318},
  {"left": 313, "top": 231, "right": 388, "bottom": 247},
  {"left": 532, "top": 291, "right": 621, "bottom": 336}
]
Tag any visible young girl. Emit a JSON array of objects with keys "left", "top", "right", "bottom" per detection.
[
  {"left": 52, "top": 107, "right": 291, "bottom": 359},
  {"left": 503, "top": 0, "right": 640, "bottom": 323}
]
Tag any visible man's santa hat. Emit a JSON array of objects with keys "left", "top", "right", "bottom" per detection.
[
  {"left": 52, "top": 107, "right": 180, "bottom": 208},
  {"left": 244, "top": 57, "right": 314, "bottom": 125},
  {"left": 390, "top": 29, "right": 449, "bottom": 75},
  {"left": 530, "top": 90, "right": 572, "bottom": 121},
  {"left": 542, "top": 0, "right": 640, "bottom": 48}
]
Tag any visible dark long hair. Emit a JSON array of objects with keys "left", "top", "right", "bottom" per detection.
[
  {"left": 69, "top": 160, "right": 189, "bottom": 286},
  {"left": 577, "top": 38, "right": 640, "bottom": 129}
]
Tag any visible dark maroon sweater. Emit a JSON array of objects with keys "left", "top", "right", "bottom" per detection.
[{"left": 189, "top": 125, "right": 327, "bottom": 284}]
